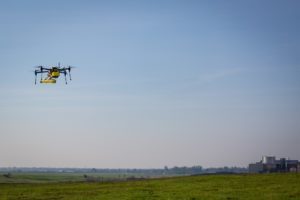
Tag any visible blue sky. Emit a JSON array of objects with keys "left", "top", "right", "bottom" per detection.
[{"left": 0, "top": 0, "right": 299, "bottom": 168}]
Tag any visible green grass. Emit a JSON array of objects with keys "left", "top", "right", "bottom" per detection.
[
  {"left": 0, "top": 172, "right": 151, "bottom": 183},
  {"left": 0, "top": 173, "right": 84, "bottom": 183},
  {"left": 0, "top": 173, "right": 299, "bottom": 199}
]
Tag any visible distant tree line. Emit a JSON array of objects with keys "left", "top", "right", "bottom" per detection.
[
  {"left": 0, "top": 166, "right": 247, "bottom": 175},
  {"left": 163, "top": 166, "right": 203, "bottom": 175}
]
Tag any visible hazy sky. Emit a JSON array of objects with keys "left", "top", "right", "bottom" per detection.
[{"left": 0, "top": 0, "right": 299, "bottom": 168}]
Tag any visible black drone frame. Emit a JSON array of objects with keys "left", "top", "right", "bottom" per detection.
[{"left": 34, "top": 65, "right": 73, "bottom": 85}]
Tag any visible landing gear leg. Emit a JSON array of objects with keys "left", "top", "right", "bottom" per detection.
[
  {"left": 35, "top": 73, "right": 37, "bottom": 85},
  {"left": 64, "top": 72, "right": 68, "bottom": 84}
]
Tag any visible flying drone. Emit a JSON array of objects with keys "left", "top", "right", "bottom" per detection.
[{"left": 34, "top": 63, "right": 74, "bottom": 84}]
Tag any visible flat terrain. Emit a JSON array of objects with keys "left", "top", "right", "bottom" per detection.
[{"left": 0, "top": 173, "right": 299, "bottom": 199}]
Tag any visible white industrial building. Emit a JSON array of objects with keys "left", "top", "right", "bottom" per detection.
[{"left": 249, "top": 156, "right": 300, "bottom": 173}]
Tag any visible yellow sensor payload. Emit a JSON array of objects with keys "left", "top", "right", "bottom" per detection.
[{"left": 34, "top": 62, "right": 75, "bottom": 85}]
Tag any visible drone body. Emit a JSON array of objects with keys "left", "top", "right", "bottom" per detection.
[{"left": 34, "top": 63, "right": 74, "bottom": 84}]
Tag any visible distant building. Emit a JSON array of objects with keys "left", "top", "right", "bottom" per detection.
[{"left": 249, "top": 156, "right": 300, "bottom": 173}]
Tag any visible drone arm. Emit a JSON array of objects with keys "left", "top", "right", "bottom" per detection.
[
  {"left": 35, "top": 71, "right": 47, "bottom": 74},
  {"left": 34, "top": 70, "right": 46, "bottom": 84},
  {"left": 34, "top": 66, "right": 51, "bottom": 84},
  {"left": 35, "top": 66, "right": 50, "bottom": 71},
  {"left": 59, "top": 68, "right": 72, "bottom": 81}
]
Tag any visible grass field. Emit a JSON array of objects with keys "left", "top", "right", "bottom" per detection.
[
  {"left": 0, "top": 173, "right": 299, "bottom": 199},
  {"left": 0, "top": 172, "right": 138, "bottom": 183}
]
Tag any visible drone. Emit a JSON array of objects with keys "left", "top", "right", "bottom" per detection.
[{"left": 34, "top": 63, "right": 74, "bottom": 84}]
